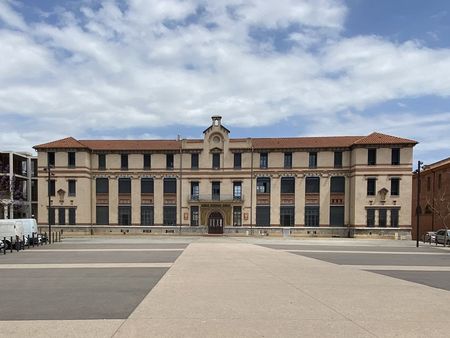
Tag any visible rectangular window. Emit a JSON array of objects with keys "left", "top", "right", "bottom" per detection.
[
  {"left": 234, "top": 153, "right": 242, "bottom": 169},
  {"left": 163, "top": 206, "right": 177, "bottom": 226},
  {"left": 379, "top": 209, "right": 387, "bottom": 227},
  {"left": 190, "top": 206, "right": 199, "bottom": 226},
  {"left": 164, "top": 178, "right": 177, "bottom": 194},
  {"left": 260, "top": 153, "right": 268, "bottom": 168},
  {"left": 212, "top": 181, "right": 220, "bottom": 200},
  {"left": 68, "top": 152, "right": 76, "bottom": 168},
  {"left": 118, "top": 178, "right": 131, "bottom": 194},
  {"left": 280, "top": 206, "right": 294, "bottom": 226},
  {"left": 368, "top": 149, "right": 377, "bottom": 165},
  {"left": 96, "top": 206, "right": 109, "bottom": 225},
  {"left": 121, "top": 154, "right": 128, "bottom": 170},
  {"left": 191, "top": 153, "right": 199, "bottom": 169},
  {"left": 334, "top": 151, "right": 343, "bottom": 168},
  {"left": 367, "top": 178, "right": 376, "bottom": 196},
  {"left": 48, "top": 152, "right": 55, "bottom": 167},
  {"left": 281, "top": 177, "right": 295, "bottom": 193},
  {"left": 233, "top": 182, "right": 242, "bottom": 199},
  {"left": 284, "top": 153, "right": 292, "bottom": 169},
  {"left": 256, "top": 206, "right": 270, "bottom": 226},
  {"left": 49, "top": 207, "right": 55, "bottom": 225},
  {"left": 96, "top": 178, "right": 109, "bottom": 194},
  {"left": 330, "top": 206, "right": 344, "bottom": 226},
  {"left": 309, "top": 152, "right": 317, "bottom": 168},
  {"left": 367, "top": 209, "right": 375, "bottom": 227},
  {"left": 98, "top": 154, "right": 106, "bottom": 170},
  {"left": 191, "top": 181, "right": 199, "bottom": 200},
  {"left": 391, "top": 209, "right": 399, "bottom": 227},
  {"left": 305, "top": 206, "right": 319, "bottom": 227},
  {"left": 68, "top": 208, "right": 76, "bottom": 225},
  {"left": 118, "top": 206, "right": 131, "bottom": 225},
  {"left": 212, "top": 153, "right": 220, "bottom": 169},
  {"left": 305, "top": 177, "right": 320, "bottom": 193},
  {"left": 256, "top": 177, "right": 270, "bottom": 193},
  {"left": 144, "top": 154, "right": 151, "bottom": 170},
  {"left": 141, "top": 178, "right": 154, "bottom": 193},
  {"left": 49, "top": 179, "right": 56, "bottom": 196},
  {"left": 68, "top": 180, "right": 76, "bottom": 196},
  {"left": 141, "top": 206, "right": 154, "bottom": 225},
  {"left": 391, "top": 178, "right": 400, "bottom": 196},
  {"left": 391, "top": 148, "right": 400, "bottom": 165},
  {"left": 166, "top": 154, "right": 174, "bottom": 169},
  {"left": 330, "top": 176, "right": 345, "bottom": 193},
  {"left": 233, "top": 206, "right": 242, "bottom": 226},
  {"left": 58, "top": 208, "right": 65, "bottom": 225}
]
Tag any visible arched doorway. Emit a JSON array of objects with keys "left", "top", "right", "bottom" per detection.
[{"left": 208, "top": 211, "right": 224, "bottom": 234}]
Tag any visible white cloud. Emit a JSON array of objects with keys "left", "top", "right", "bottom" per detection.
[{"left": 0, "top": 0, "right": 449, "bottom": 163}]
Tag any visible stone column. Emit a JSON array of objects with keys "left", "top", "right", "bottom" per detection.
[
  {"left": 270, "top": 175, "right": 280, "bottom": 226},
  {"left": 295, "top": 175, "right": 304, "bottom": 226},
  {"left": 132, "top": 176, "right": 141, "bottom": 225},
  {"left": 109, "top": 177, "right": 118, "bottom": 225},
  {"left": 154, "top": 177, "right": 163, "bottom": 225},
  {"left": 319, "top": 175, "right": 330, "bottom": 226}
]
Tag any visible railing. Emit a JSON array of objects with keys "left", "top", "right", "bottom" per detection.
[{"left": 189, "top": 194, "right": 244, "bottom": 202}]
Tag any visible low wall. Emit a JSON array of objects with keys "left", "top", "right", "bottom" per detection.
[{"left": 38, "top": 225, "right": 412, "bottom": 239}]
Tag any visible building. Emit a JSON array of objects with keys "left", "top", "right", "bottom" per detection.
[
  {"left": 33, "top": 116, "right": 416, "bottom": 236},
  {"left": 412, "top": 157, "right": 450, "bottom": 240},
  {"left": 0, "top": 151, "right": 37, "bottom": 219}
]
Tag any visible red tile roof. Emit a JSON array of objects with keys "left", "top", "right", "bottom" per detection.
[{"left": 33, "top": 132, "right": 417, "bottom": 151}]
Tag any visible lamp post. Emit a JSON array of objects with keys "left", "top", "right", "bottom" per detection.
[
  {"left": 44, "top": 164, "right": 54, "bottom": 244},
  {"left": 416, "top": 160, "right": 423, "bottom": 248}
]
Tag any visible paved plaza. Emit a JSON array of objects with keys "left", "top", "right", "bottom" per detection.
[{"left": 0, "top": 236, "right": 449, "bottom": 337}]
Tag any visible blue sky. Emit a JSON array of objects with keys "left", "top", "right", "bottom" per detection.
[{"left": 0, "top": 0, "right": 449, "bottom": 166}]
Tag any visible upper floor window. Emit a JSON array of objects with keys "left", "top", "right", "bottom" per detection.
[
  {"left": 68, "top": 152, "right": 76, "bottom": 168},
  {"left": 164, "top": 178, "right": 177, "bottom": 194},
  {"left": 48, "top": 152, "right": 55, "bottom": 167},
  {"left": 212, "top": 153, "right": 220, "bottom": 169},
  {"left": 309, "top": 152, "right": 317, "bottom": 168},
  {"left": 233, "top": 181, "right": 242, "bottom": 199},
  {"left": 191, "top": 153, "right": 199, "bottom": 169},
  {"left": 391, "top": 178, "right": 400, "bottom": 196},
  {"left": 256, "top": 177, "right": 270, "bottom": 193},
  {"left": 281, "top": 177, "right": 295, "bottom": 193},
  {"left": 334, "top": 151, "right": 342, "bottom": 168},
  {"left": 141, "top": 178, "right": 154, "bottom": 193},
  {"left": 367, "top": 178, "right": 376, "bottom": 196},
  {"left": 191, "top": 181, "right": 199, "bottom": 199},
  {"left": 96, "top": 178, "right": 109, "bottom": 194},
  {"left": 121, "top": 154, "right": 128, "bottom": 170},
  {"left": 305, "top": 177, "right": 320, "bottom": 193},
  {"left": 49, "top": 179, "right": 56, "bottom": 196},
  {"left": 166, "top": 154, "right": 174, "bottom": 169},
  {"left": 234, "top": 153, "right": 242, "bottom": 169},
  {"left": 260, "top": 153, "right": 268, "bottom": 169},
  {"left": 391, "top": 148, "right": 400, "bottom": 165},
  {"left": 118, "top": 178, "right": 131, "bottom": 194},
  {"left": 98, "top": 154, "right": 106, "bottom": 170},
  {"left": 212, "top": 181, "right": 221, "bottom": 200},
  {"left": 330, "top": 176, "right": 345, "bottom": 193},
  {"left": 144, "top": 154, "right": 151, "bottom": 170},
  {"left": 284, "top": 153, "right": 292, "bottom": 169},
  {"left": 368, "top": 149, "right": 377, "bottom": 165},
  {"left": 68, "top": 180, "right": 76, "bottom": 196}
]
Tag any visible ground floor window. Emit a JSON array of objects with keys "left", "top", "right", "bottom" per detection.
[
  {"left": 305, "top": 206, "right": 319, "bottom": 227},
  {"left": 256, "top": 206, "right": 270, "bottom": 226},
  {"left": 49, "top": 207, "right": 55, "bottom": 225},
  {"left": 379, "top": 209, "right": 387, "bottom": 227},
  {"left": 391, "top": 209, "right": 399, "bottom": 227},
  {"left": 58, "top": 208, "right": 65, "bottom": 225},
  {"left": 280, "top": 206, "right": 294, "bottom": 226},
  {"left": 68, "top": 208, "right": 76, "bottom": 225},
  {"left": 163, "top": 206, "right": 177, "bottom": 226},
  {"left": 141, "top": 206, "right": 154, "bottom": 225},
  {"left": 330, "top": 206, "right": 344, "bottom": 227},
  {"left": 233, "top": 206, "right": 242, "bottom": 226},
  {"left": 96, "top": 206, "right": 109, "bottom": 225},
  {"left": 367, "top": 209, "right": 375, "bottom": 227},
  {"left": 191, "top": 206, "right": 199, "bottom": 226},
  {"left": 118, "top": 206, "right": 131, "bottom": 225}
]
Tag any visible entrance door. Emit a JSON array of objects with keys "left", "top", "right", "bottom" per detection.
[{"left": 208, "top": 212, "right": 224, "bottom": 234}]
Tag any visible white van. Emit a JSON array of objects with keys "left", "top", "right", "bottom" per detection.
[
  {"left": 0, "top": 220, "right": 25, "bottom": 249},
  {"left": 14, "top": 219, "right": 39, "bottom": 243}
]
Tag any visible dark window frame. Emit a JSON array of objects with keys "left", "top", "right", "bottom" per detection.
[
  {"left": 390, "top": 178, "right": 400, "bottom": 196},
  {"left": 191, "top": 181, "right": 199, "bottom": 200},
  {"left": 280, "top": 206, "right": 295, "bottom": 226},
  {"left": 143, "top": 154, "right": 151, "bottom": 170},
  {"left": 368, "top": 148, "right": 377, "bottom": 166},
  {"left": 164, "top": 178, "right": 177, "bottom": 194},
  {"left": 256, "top": 206, "right": 270, "bottom": 226},
  {"left": 334, "top": 151, "right": 343, "bottom": 168},
  {"left": 379, "top": 209, "right": 387, "bottom": 227},
  {"left": 49, "top": 179, "right": 56, "bottom": 196},
  {"left": 391, "top": 148, "right": 400, "bottom": 165},
  {"left": 260, "top": 152, "right": 268, "bottom": 169},
  {"left": 305, "top": 206, "right": 320, "bottom": 227},
  {"left": 305, "top": 177, "right": 320, "bottom": 194},
  {"left": 190, "top": 206, "right": 199, "bottom": 226},
  {"left": 309, "top": 152, "right": 317, "bottom": 169},
  {"left": 96, "top": 206, "right": 109, "bottom": 225},
  {"left": 367, "top": 178, "right": 376, "bottom": 196},
  {"left": 141, "top": 206, "right": 154, "bottom": 225},
  {"left": 330, "top": 176, "right": 345, "bottom": 193},
  {"left": 96, "top": 178, "right": 109, "bottom": 194},
  {"left": 68, "top": 208, "right": 76, "bottom": 225},
  {"left": 121, "top": 154, "right": 129, "bottom": 170},
  {"left": 118, "top": 178, "right": 131, "bottom": 194},
  {"left": 390, "top": 209, "right": 399, "bottom": 227},
  {"left": 330, "top": 206, "right": 344, "bottom": 226},
  {"left": 191, "top": 153, "right": 199, "bottom": 169},
  {"left": 141, "top": 178, "right": 154, "bottom": 194},
  {"left": 118, "top": 206, "right": 132, "bottom": 225},
  {"left": 163, "top": 206, "right": 177, "bottom": 226},
  {"left": 48, "top": 152, "right": 55, "bottom": 167},
  {"left": 233, "top": 206, "right": 242, "bottom": 226},
  {"left": 212, "top": 181, "right": 220, "bottom": 200},
  {"left": 256, "top": 177, "right": 271, "bottom": 193},
  {"left": 284, "top": 152, "right": 292, "bottom": 169},
  {"left": 98, "top": 154, "right": 106, "bottom": 170},
  {"left": 68, "top": 179, "right": 76, "bottom": 197},
  {"left": 68, "top": 152, "right": 76, "bottom": 168},
  {"left": 367, "top": 209, "right": 375, "bottom": 227},
  {"left": 212, "top": 153, "right": 220, "bottom": 169},
  {"left": 234, "top": 153, "right": 242, "bottom": 169},
  {"left": 166, "top": 154, "right": 174, "bottom": 169},
  {"left": 281, "top": 177, "right": 295, "bottom": 194}
]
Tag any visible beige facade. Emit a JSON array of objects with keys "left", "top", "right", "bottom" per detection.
[{"left": 34, "top": 116, "right": 416, "bottom": 234}]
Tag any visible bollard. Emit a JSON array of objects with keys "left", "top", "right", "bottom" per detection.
[
  {"left": 16, "top": 236, "right": 19, "bottom": 252},
  {"left": 32, "top": 233, "right": 35, "bottom": 248},
  {"left": 45, "top": 232, "right": 47, "bottom": 245},
  {"left": 10, "top": 236, "right": 13, "bottom": 253},
  {"left": 3, "top": 237, "right": 6, "bottom": 255},
  {"left": 22, "top": 235, "right": 25, "bottom": 250},
  {"left": 27, "top": 235, "right": 30, "bottom": 249}
]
